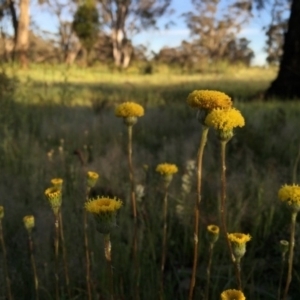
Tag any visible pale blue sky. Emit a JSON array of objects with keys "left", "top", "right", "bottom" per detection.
[{"left": 27, "top": 0, "right": 280, "bottom": 66}]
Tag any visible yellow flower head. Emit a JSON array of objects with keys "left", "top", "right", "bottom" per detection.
[
  {"left": 23, "top": 215, "right": 35, "bottom": 233},
  {"left": 45, "top": 187, "right": 62, "bottom": 216},
  {"left": 220, "top": 289, "right": 246, "bottom": 300},
  {"left": 115, "top": 102, "right": 144, "bottom": 118},
  {"left": 87, "top": 171, "right": 99, "bottom": 188},
  {"left": 187, "top": 90, "right": 232, "bottom": 110},
  {"left": 156, "top": 163, "right": 178, "bottom": 175},
  {"left": 51, "top": 178, "right": 63, "bottom": 190},
  {"left": 205, "top": 108, "right": 245, "bottom": 131},
  {"left": 228, "top": 233, "right": 251, "bottom": 260},
  {"left": 228, "top": 233, "right": 251, "bottom": 244},
  {"left": 0, "top": 206, "right": 4, "bottom": 219},
  {"left": 85, "top": 196, "right": 123, "bottom": 234},
  {"left": 207, "top": 224, "right": 220, "bottom": 244},
  {"left": 278, "top": 184, "right": 300, "bottom": 212}
]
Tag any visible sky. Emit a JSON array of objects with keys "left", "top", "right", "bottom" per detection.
[{"left": 25, "top": 0, "right": 284, "bottom": 66}]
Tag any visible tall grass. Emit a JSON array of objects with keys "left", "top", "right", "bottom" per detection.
[{"left": 0, "top": 65, "right": 299, "bottom": 299}]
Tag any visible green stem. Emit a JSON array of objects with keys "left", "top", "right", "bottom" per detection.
[
  {"left": 54, "top": 215, "right": 60, "bottom": 300},
  {"left": 283, "top": 212, "right": 297, "bottom": 300},
  {"left": 59, "top": 212, "right": 71, "bottom": 298},
  {"left": 127, "top": 125, "right": 139, "bottom": 300},
  {"left": 278, "top": 252, "right": 287, "bottom": 300},
  {"left": 188, "top": 126, "right": 209, "bottom": 300},
  {"left": 160, "top": 186, "right": 169, "bottom": 299},
  {"left": 0, "top": 220, "right": 12, "bottom": 300},
  {"left": 220, "top": 140, "right": 241, "bottom": 291},
  {"left": 28, "top": 233, "right": 39, "bottom": 300},
  {"left": 84, "top": 187, "right": 92, "bottom": 300},
  {"left": 205, "top": 243, "right": 214, "bottom": 300},
  {"left": 104, "top": 234, "right": 114, "bottom": 300}
]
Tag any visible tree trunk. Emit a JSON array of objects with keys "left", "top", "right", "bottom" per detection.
[
  {"left": 265, "top": 0, "right": 300, "bottom": 99},
  {"left": 15, "top": 0, "right": 30, "bottom": 68},
  {"left": 112, "top": 28, "right": 123, "bottom": 67}
]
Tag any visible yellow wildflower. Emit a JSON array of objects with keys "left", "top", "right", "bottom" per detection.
[
  {"left": 207, "top": 224, "right": 220, "bottom": 244},
  {"left": 0, "top": 206, "right": 4, "bottom": 219},
  {"left": 186, "top": 90, "right": 232, "bottom": 110},
  {"left": 51, "top": 178, "right": 63, "bottom": 190},
  {"left": 115, "top": 102, "right": 144, "bottom": 118},
  {"left": 156, "top": 163, "right": 178, "bottom": 175},
  {"left": 228, "top": 233, "right": 251, "bottom": 260},
  {"left": 23, "top": 215, "right": 35, "bottom": 233},
  {"left": 205, "top": 108, "right": 245, "bottom": 131},
  {"left": 85, "top": 196, "right": 122, "bottom": 234},
  {"left": 278, "top": 184, "right": 300, "bottom": 212},
  {"left": 45, "top": 187, "right": 62, "bottom": 216},
  {"left": 228, "top": 233, "right": 251, "bottom": 244},
  {"left": 87, "top": 171, "right": 99, "bottom": 188},
  {"left": 220, "top": 289, "right": 246, "bottom": 300}
]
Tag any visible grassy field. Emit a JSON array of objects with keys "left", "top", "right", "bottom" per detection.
[{"left": 0, "top": 65, "right": 300, "bottom": 300}]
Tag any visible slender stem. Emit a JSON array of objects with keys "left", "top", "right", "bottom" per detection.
[
  {"left": 0, "top": 220, "right": 12, "bottom": 300},
  {"left": 59, "top": 211, "right": 71, "bottom": 298},
  {"left": 292, "top": 144, "right": 300, "bottom": 183},
  {"left": 220, "top": 140, "right": 241, "bottom": 290},
  {"left": 84, "top": 187, "right": 92, "bottom": 300},
  {"left": 189, "top": 126, "right": 209, "bottom": 300},
  {"left": 54, "top": 215, "right": 60, "bottom": 300},
  {"left": 160, "top": 186, "right": 169, "bottom": 299},
  {"left": 28, "top": 233, "right": 39, "bottom": 300},
  {"left": 127, "top": 125, "right": 139, "bottom": 300},
  {"left": 205, "top": 243, "right": 214, "bottom": 300},
  {"left": 278, "top": 252, "right": 287, "bottom": 300},
  {"left": 104, "top": 234, "right": 114, "bottom": 300},
  {"left": 283, "top": 212, "right": 297, "bottom": 300},
  {"left": 128, "top": 125, "right": 137, "bottom": 220}
]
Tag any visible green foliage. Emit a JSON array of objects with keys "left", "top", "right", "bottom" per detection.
[{"left": 73, "top": 3, "right": 100, "bottom": 53}]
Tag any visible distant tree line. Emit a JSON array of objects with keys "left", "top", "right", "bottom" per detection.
[{"left": 0, "top": 0, "right": 299, "bottom": 98}]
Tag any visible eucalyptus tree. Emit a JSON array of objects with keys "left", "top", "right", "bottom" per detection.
[{"left": 98, "top": 0, "right": 172, "bottom": 68}]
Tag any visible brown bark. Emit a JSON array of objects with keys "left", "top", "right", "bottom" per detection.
[
  {"left": 15, "top": 0, "right": 30, "bottom": 68},
  {"left": 265, "top": 0, "right": 300, "bottom": 99}
]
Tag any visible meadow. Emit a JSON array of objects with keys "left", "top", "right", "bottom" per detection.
[{"left": 0, "top": 64, "right": 299, "bottom": 300}]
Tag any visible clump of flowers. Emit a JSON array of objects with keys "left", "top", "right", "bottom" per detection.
[
  {"left": 207, "top": 224, "right": 220, "bottom": 245},
  {"left": 278, "top": 184, "right": 300, "bottom": 212},
  {"left": 205, "top": 108, "right": 245, "bottom": 141},
  {"left": 220, "top": 289, "right": 246, "bottom": 300},
  {"left": 186, "top": 90, "right": 232, "bottom": 111},
  {"left": 23, "top": 215, "right": 35, "bottom": 233},
  {"left": 85, "top": 196, "right": 122, "bottom": 234},
  {"left": 51, "top": 178, "right": 63, "bottom": 190},
  {"left": 156, "top": 163, "right": 178, "bottom": 188},
  {"left": 87, "top": 171, "right": 99, "bottom": 188},
  {"left": 45, "top": 187, "right": 62, "bottom": 216},
  {"left": 228, "top": 233, "right": 251, "bottom": 261},
  {"left": 115, "top": 102, "right": 144, "bottom": 126}
]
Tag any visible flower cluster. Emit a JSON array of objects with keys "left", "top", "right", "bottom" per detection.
[
  {"left": 278, "top": 184, "right": 300, "bottom": 211},
  {"left": 23, "top": 215, "right": 35, "bottom": 233},
  {"left": 228, "top": 233, "right": 251, "bottom": 260},
  {"left": 221, "top": 289, "right": 246, "bottom": 300},
  {"left": 186, "top": 90, "right": 232, "bottom": 110},
  {"left": 51, "top": 178, "right": 63, "bottom": 190},
  {"left": 156, "top": 163, "right": 178, "bottom": 175},
  {"left": 115, "top": 102, "right": 144, "bottom": 118},
  {"left": 205, "top": 108, "right": 245, "bottom": 131},
  {"left": 207, "top": 224, "right": 220, "bottom": 244},
  {"left": 45, "top": 187, "right": 62, "bottom": 216},
  {"left": 85, "top": 196, "right": 122, "bottom": 234},
  {"left": 87, "top": 171, "right": 99, "bottom": 188}
]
